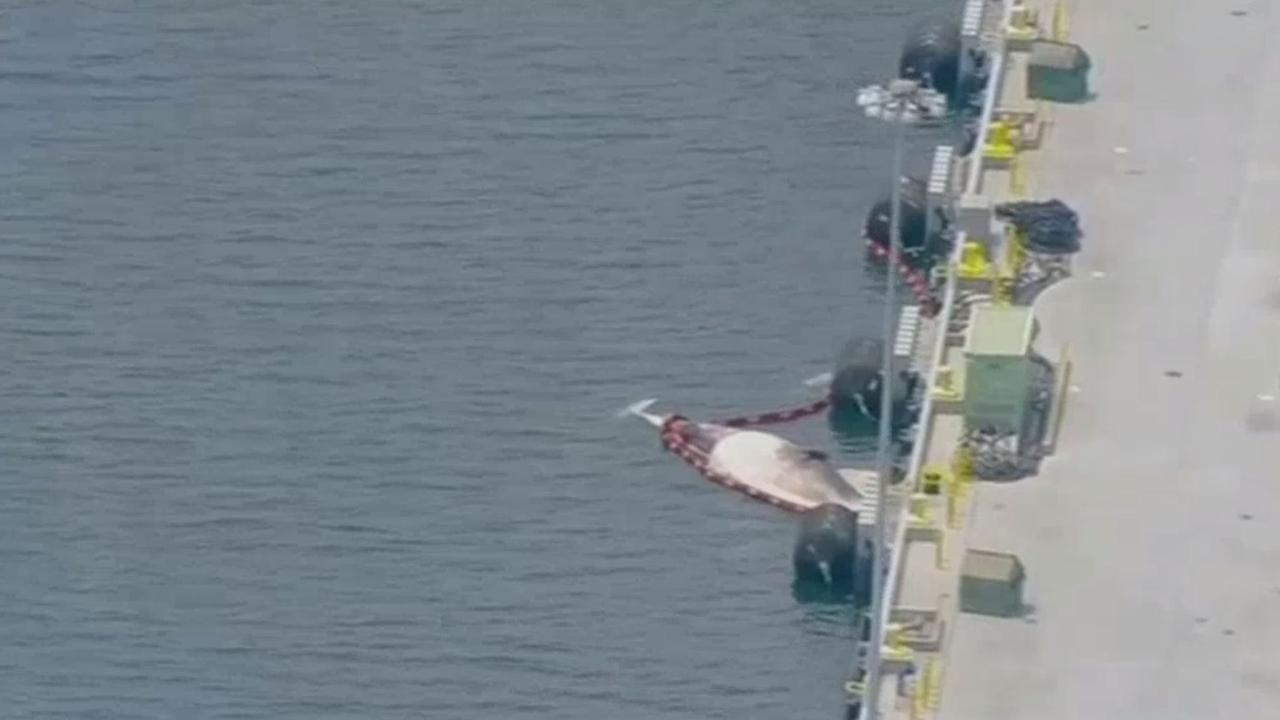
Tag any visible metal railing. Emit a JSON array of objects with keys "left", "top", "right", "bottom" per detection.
[{"left": 858, "top": 1, "right": 1017, "bottom": 717}]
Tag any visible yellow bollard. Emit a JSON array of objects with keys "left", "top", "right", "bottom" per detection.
[
  {"left": 990, "top": 120, "right": 1011, "bottom": 146},
  {"left": 957, "top": 240, "right": 990, "bottom": 279},
  {"left": 887, "top": 623, "right": 904, "bottom": 648},
  {"left": 933, "top": 365, "right": 962, "bottom": 403},
  {"left": 921, "top": 466, "right": 949, "bottom": 496},
  {"left": 882, "top": 626, "right": 915, "bottom": 664},
  {"left": 983, "top": 120, "right": 1016, "bottom": 161},
  {"left": 999, "top": 116, "right": 1024, "bottom": 147},
  {"left": 984, "top": 116, "right": 1023, "bottom": 162}
]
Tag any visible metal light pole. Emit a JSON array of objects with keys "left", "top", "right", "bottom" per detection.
[{"left": 861, "top": 77, "right": 923, "bottom": 720}]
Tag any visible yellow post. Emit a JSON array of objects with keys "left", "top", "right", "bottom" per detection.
[
  {"left": 924, "top": 660, "right": 943, "bottom": 710},
  {"left": 945, "top": 457, "right": 971, "bottom": 530},
  {"left": 911, "top": 668, "right": 928, "bottom": 719},
  {"left": 952, "top": 445, "right": 972, "bottom": 481},
  {"left": 1008, "top": 229, "right": 1027, "bottom": 269},
  {"left": 1053, "top": 2, "right": 1070, "bottom": 42},
  {"left": 993, "top": 267, "right": 1013, "bottom": 306},
  {"left": 946, "top": 481, "right": 960, "bottom": 530},
  {"left": 1009, "top": 152, "right": 1027, "bottom": 198},
  {"left": 952, "top": 445, "right": 975, "bottom": 500},
  {"left": 1048, "top": 343, "right": 1073, "bottom": 451}
]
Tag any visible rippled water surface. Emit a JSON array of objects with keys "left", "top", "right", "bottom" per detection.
[{"left": 1, "top": 1, "right": 952, "bottom": 717}]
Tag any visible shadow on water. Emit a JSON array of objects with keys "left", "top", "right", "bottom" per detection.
[
  {"left": 792, "top": 582, "right": 869, "bottom": 608},
  {"left": 827, "top": 405, "right": 878, "bottom": 456},
  {"left": 794, "top": 602, "right": 867, "bottom": 637}
]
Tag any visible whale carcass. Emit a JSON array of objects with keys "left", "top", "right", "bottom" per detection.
[
  {"left": 624, "top": 399, "right": 871, "bottom": 513},
  {"left": 625, "top": 399, "right": 879, "bottom": 603}
]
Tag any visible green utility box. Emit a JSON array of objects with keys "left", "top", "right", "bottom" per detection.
[
  {"left": 1027, "top": 40, "right": 1092, "bottom": 103},
  {"left": 963, "top": 305, "right": 1035, "bottom": 434},
  {"left": 960, "top": 549, "right": 1026, "bottom": 617}
]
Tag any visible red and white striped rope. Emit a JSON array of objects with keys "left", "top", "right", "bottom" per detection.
[
  {"left": 711, "top": 397, "right": 832, "bottom": 428},
  {"left": 866, "top": 240, "right": 941, "bottom": 317}
]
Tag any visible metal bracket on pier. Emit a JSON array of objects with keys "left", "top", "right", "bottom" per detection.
[
  {"left": 960, "top": 0, "right": 986, "bottom": 58},
  {"left": 895, "top": 305, "right": 922, "bottom": 375},
  {"left": 925, "top": 145, "right": 955, "bottom": 247}
]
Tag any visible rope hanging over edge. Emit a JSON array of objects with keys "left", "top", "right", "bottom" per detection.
[{"left": 867, "top": 240, "right": 942, "bottom": 317}]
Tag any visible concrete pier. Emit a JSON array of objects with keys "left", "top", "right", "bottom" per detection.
[{"left": 923, "top": 1, "right": 1280, "bottom": 719}]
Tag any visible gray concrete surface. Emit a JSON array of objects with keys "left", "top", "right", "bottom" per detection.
[{"left": 939, "top": 1, "right": 1280, "bottom": 718}]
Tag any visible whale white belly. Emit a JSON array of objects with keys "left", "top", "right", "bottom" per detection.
[{"left": 707, "top": 430, "right": 864, "bottom": 511}]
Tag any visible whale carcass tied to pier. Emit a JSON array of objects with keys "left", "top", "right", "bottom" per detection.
[
  {"left": 625, "top": 399, "right": 875, "bottom": 603},
  {"left": 625, "top": 399, "right": 868, "bottom": 513}
]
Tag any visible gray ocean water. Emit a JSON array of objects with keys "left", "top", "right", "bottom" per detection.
[{"left": 1, "top": 2, "right": 952, "bottom": 718}]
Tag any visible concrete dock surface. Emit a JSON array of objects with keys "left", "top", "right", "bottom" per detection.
[{"left": 938, "top": 1, "right": 1280, "bottom": 719}]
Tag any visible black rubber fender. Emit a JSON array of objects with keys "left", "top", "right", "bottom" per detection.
[
  {"left": 792, "top": 503, "right": 863, "bottom": 603},
  {"left": 828, "top": 337, "right": 919, "bottom": 429},
  {"left": 899, "top": 19, "right": 962, "bottom": 99},
  {"left": 864, "top": 176, "right": 929, "bottom": 254}
]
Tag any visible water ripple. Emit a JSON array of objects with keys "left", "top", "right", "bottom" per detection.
[{"left": 1, "top": 0, "right": 953, "bottom": 718}]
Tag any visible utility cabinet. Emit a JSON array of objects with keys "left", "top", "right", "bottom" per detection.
[
  {"left": 1027, "top": 40, "right": 1091, "bottom": 103},
  {"left": 960, "top": 549, "right": 1026, "bottom": 617},
  {"left": 963, "top": 305, "right": 1035, "bottom": 434}
]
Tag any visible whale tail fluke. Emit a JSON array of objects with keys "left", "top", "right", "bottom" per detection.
[{"left": 617, "top": 398, "right": 664, "bottom": 427}]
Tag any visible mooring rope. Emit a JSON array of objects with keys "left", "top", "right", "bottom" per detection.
[
  {"left": 866, "top": 240, "right": 942, "bottom": 317},
  {"left": 710, "top": 397, "right": 832, "bottom": 428}
]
